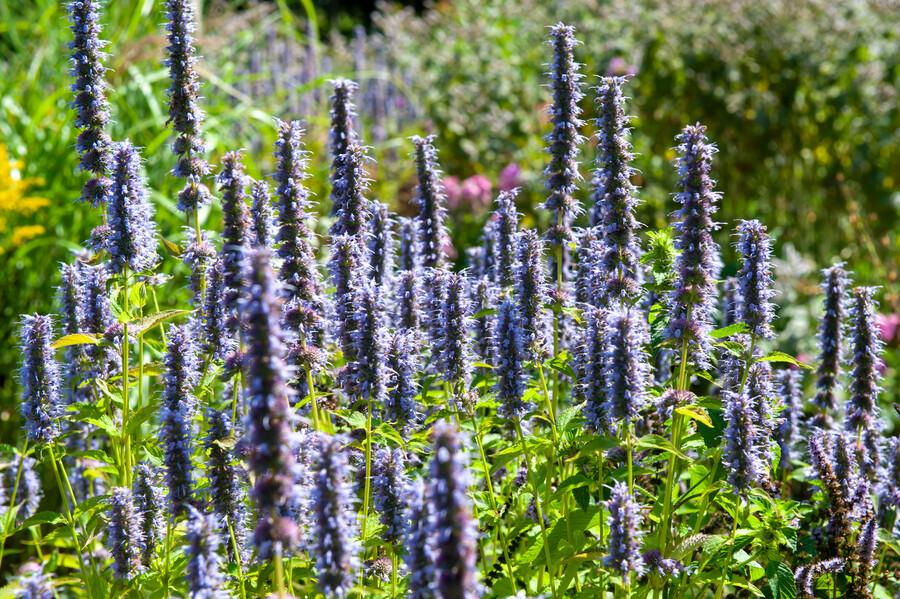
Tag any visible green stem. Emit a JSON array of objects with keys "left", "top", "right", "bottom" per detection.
[
  {"left": 273, "top": 539, "right": 286, "bottom": 599},
  {"left": 306, "top": 368, "right": 320, "bottom": 431},
  {"left": 714, "top": 501, "right": 740, "bottom": 599},
  {"left": 658, "top": 337, "right": 690, "bottom": 553},
  {"left": 359, "top": 397, "right": 373, "bottom": 585},
  {"left": 626, "top": 423, "right": 634, "bottom": 494},
  {"left": 390, "top": 546, "right": 398, "bottom": 598},
  {"left": 121, "top": 268, "right": 132, "bottom": 488},
  {"left": 0, "top": 439, "right": 29, "bottom": 570},
  {"left": 163, "top": 518, "right": 173, "bottom": 599},
  {"left": 226, "top": 518, "right": 248, "bottom": 599},
  {"left": 47, "top": 445, "right": 92, "bottom": 599},
  {"left": 515, "top": 418, "right": 559, "bottom": 599}
]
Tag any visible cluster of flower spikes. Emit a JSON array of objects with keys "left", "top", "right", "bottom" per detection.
[{"left": 164, "top": 0, "right": 213, "bottom": 212}]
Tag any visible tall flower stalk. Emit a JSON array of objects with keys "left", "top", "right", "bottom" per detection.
[
  {"left": 813, "top": 264, "right": 849, "bottom": 428},
  {"left": 411, "top": 135, "right": 448, "bottom": 270},
  {"left": 164, "top": 0, "right": 212, "bottom": 216}
]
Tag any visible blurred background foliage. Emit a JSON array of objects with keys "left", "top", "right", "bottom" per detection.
[{"left": 0, "top": 0, "right": 897, "bottom": 428}]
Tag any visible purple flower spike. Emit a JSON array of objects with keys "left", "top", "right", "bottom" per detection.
[
  {"left": 312, "top": 433, "right": 359, "bottom": 597},
  {"left": 160, "top": 324, "right": 198, "bottom": 516},
  {"left": 330, "top": 143, "right": 371, "bottom": 239},
  {"left": 813, "top": 264, "right": 850, "bottom": 422},
  {"left": 132, "top": 463, "right": 165, "bottom": 566},
  {"left": 591, "top": 76, "right": 643, "bottom": 305},
  {"left": 328, "top": 79, "right": 359, "bottom": 217},
  {"left": 107, "top": 142, "right": 159, "bottom": 274},
  {"left": 603, "top": 310, "right": 650, "bottom": 430},
  {"left": 249, "top": 179, "right": 274, "bottom": 249},
  {"left": 492, "top": 190, "right": 520, "bottom": 288},
  {"left": 494, "top": 298, "right": 529, "bottom": 420},
  {"left": 604, "top": 482, "right": 645, "bottom": 577},
  {"left": 185, "top": 507, "right": 228, "bottom": 598},
  {"left": 385, "top": 330, "right": 420, "bottom": 431},
  {"left": 242, "top": 250, "right": 301, "bottom": 559},
  {"left": 107, "top": 487, "right": 144, "bottom": 581},
  {"left": 373, "top": 447, "right": 409, "bottom": 544},
  {"left": 67, "top": 0, "right": 112, "bottom": 206},
  {"left": 404, "top": 479, "right": 431, "bottom": 599},
  {"left": 20, "top": 314, "right": 61, "bottom": 444},
  {"left": 427, "top": 421, "right": 478, "bottom": 599},
  {"left": 412, "top": 135, "right": 449, "bottom": 270},
  {"left": 543, "top": 23, "right": 585, "bottom": 249},
  {"left": 438, "top": 273, "right": 472, "bottom": 387},
  {"left": 845, "top": 286, "right": 883, "bottom": 433},
  {"left": 217, "top": 151, "right": 251, "bottom": 320},
  {"left": 164, "top": 0, "right": 213, "bottom": 212},
  {"left": 735, "top": 220, "right": 776, "bottom": 339},
  {"left": 664, "top": 124, "right": 722, "bottom": 370},
  {"left": 514, "top": 229, "right": 550, "bottom": 362},
  {"left": 580, "top": 306, "right": 609, "bottom": 433},
  {"left": 368, "top": 201, "right": 395, "bottom": 287}
]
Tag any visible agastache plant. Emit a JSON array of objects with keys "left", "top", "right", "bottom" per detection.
[
  {"left": 201, "top": 257, "right": 230, "bottom": 360},
  {"left": 205, "top": 408, "right": 247, "bottom": 560},
  {"left": 403, "top": 479, "right": 431, "bottom": 599},
  {"left": 427, "top": 422, "right": 478, "bottom": 599},
  {"left": 543, "top": 23, "right": 585, "bottom": 250},
  {"left": 394, "top": 270, "right": 421, "bottom": 331},
  {"left": 20, "top": 315, "right": 61, "bottom": 444},
  {"left": 242, "top": 250, "right": 300, "bottom": 559},
  {"left": 373, "top": 447, "right": 409, "bottom": 544},
  {"left": 368, "top": 201, "right": 394, "bottom": 287},
  {"left": 351, "top": 278, "right": 389, "bottom": 403},
  {"left": 107, "top": 141, "right": 159, "bottom": 274},
  {"left": 492, "top": 189, "right": 520, "bottom": 288},
  {"left": 249, "top": 179, "right": 274, "bottom": 249},
  {"left": 182, "top": 228, "right": 216, "bottom": 308},
  {"left": 330, "top": 142, "right": 371, "bottom": 238},
  {"left": 107, "top": 487, "right": 144, "bottom": 581},
  {"left": 605, "top": 482, "right": 645, "bottom": 578},
  {"left": 580, "top": 306, "right": 608, "bottom": 432},
  {"left": 217, "top": 151, "right": 251, "bottom": 320},
  {"left": 67, "top": 0, "right": 112, "bottom": 206},
  {"left": 384, "top": 329, "right": 419, "bottom": 431},
  {"left": 328, "top": 234, "right": 364, "bottom": 388},
  {"left": 494, "top": 297, "right": 529, "bottom": 420},
  {"left": 438, "top": 272, "right": 472, "bottom": 388},
  {"left": 411, "top": 135, "right": 448, "bottom": 270},
  {"left": 184, "top": 507, "right": 228, "bottom": 598},
  {"left": 603, "top": 310, "right": 650, "bottom": 430},
  {"left": 132, "top": 463, "right": 165, "bottom": 566},
  {"left": 515, "top": 229, "right": 550, "bottom": 362},
  {"left": 590, "top": 76, "right": 643, "bottom": 305},
  {"left": 665, "top": 124, "right": 721, "bottom": 369},
  {"left": 845, "top": 286, "right": 882, "bottom": 434},
  {"left": 160, "top": 324, "right": 198, "bottom": 516},
  {"left": 813, "top": 264, "right": 849, "bottom": 424},
  {"left": 328, "top": 79, "right": 359, "bottom": 217},
  {"left": 775, "top": 369, "right": 804, "bottom": 472},
  {"left": 397, "top": 216, "right": 419, "bottom": 272},
  {"left": 164, "top": 0, "right": 213, "bottom": 212},
  {"left": 471, "top": 277, "right": 496, "bottom": 366},
  {"left": 723, "top": 368, "right": 762, "bottom": 494},
  {"left": 735, "top": 219, "right": 775, "bottom": 339},
  {"left": 311, "top": 434, "right": 359, "bottom": 597}
]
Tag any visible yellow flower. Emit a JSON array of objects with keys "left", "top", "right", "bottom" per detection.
[{"left": 0, "top": 144, "right": 49, "bottom": 249}]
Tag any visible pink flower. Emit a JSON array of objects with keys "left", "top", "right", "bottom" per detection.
[
  {"left": 877, "top": 313, "right": 900, "bottom": 345},
  {"left": 607, "top": 56, "right": 637, "bottom": 77},
  {"left": 498, "top": 163, "right": 521, "bottom": 191},
  {"left": 461, "top": 175, "right": 492, "bottom": 211},
  {"left": 443, "top": 176, "right": 462, "bottom": 210}
]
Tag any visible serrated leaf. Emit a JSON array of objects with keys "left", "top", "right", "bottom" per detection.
[
  {"left": 766, "top": 560, "right": 797, "bottom": 599},
  {"left": 756, "top": 352, "right": 812, "bottom": 369},
  {"left": 20, "top": 511, "right": 63, "bottom": 528},
  {"left": 675, "top": 405, "right": 713, "bottom": 428},
  {"left": 51, "top": 333, "right": 100, "bottom": 349}
]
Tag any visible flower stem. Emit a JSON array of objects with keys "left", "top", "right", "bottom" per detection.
[
  {"left": 121, "top": 267, "right": 132, "bottom": 488},
  {"left": 714, "top": 500, "right": 740, "bottom": 599},
  {"left": 359, "top": 396, "right": 374, "bottom": 585},
  {"left": 515, "top": 418, "right": 559, "bottom": 599},
  {"left": 0, "top": 439, "right": 29, "bottom": 570}
]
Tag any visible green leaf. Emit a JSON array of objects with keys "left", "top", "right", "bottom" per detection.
[
  {"left": 20, "top": 511, "right": 63, "bottom": 528},
  {"left": 675, "top": 405, "right": 713, "bottom": 428},
  {"left": 766, "top": 560, "right": 797, "bottom": 599},
  {"left": 130, "top": 309, "right": 191, "bottom": 333},
  {"left": 51, "top": 333, "right": 101, "bottom": 349},
  {"left": 635, "top": 434, "right": 690, "bottom": 461},
  {"left": 756, "top": 352, "right": 812, "bottom": 369},
  {"left": 710, "top": 322, "right": 747, "bottom": 339}
]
